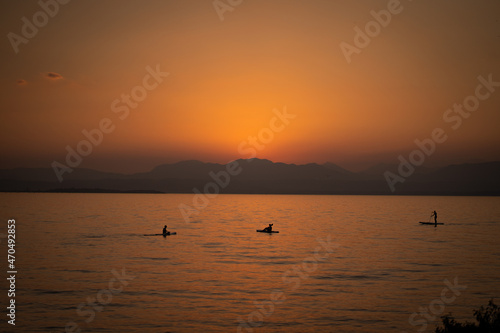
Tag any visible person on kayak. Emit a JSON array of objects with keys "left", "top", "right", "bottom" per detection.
[
  {"left": 263, "top": 223, "right": 273, "bottom": 232},
  {"left": 431, "top": 211, "right": 437, "bottom": 225},
  {"left": 162, "top": 225, "right": 168, "bottom": 235}
]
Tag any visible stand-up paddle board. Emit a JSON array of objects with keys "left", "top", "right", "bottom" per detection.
[
  {"left": 256, "top": 230, "right": 279, "bottom": 233},
  {"left": 144, "top": 232, "right": 177, "bottom": 236},
  {"left": 419, "top": 222, "right": 444, "bottom": 225}
]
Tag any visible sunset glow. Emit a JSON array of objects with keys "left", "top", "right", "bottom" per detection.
[{"left": 1, "top": 0, "right": 499, "bottom": 173}]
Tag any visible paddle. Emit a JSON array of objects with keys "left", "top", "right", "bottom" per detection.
[{"left": 430, "top": 211, "right": 438, "bottom": 227}]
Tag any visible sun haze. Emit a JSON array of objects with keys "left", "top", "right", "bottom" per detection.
[{"left": 1, "top": 0, "right": 499, "bottom": 173}]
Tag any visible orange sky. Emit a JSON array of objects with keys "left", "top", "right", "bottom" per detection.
[{"left": 1, "top": 0, "right": 499, "bottom": 172}]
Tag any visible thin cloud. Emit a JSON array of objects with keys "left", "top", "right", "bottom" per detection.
[
  {"left": 17, "top": 79, "right": 27, "bottom": 85},
  {"left": 45, "top": 72, "right": 63, "bottom": 80}
]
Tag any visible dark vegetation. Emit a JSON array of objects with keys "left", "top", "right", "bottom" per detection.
[{"left": 435, "top": 300, "right": 499, "bottom": 332}]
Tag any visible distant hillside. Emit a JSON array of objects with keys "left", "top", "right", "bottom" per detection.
[{"left": 0, "top": 159, "right": 499, "bottom": 195}]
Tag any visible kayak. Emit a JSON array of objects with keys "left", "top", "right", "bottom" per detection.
[
  {"left": 419, "top": 222, "right": 444, "bottom": 225},
  {"left": 144, "top": 232, "right": 177, "bottom": 236},
  {"left": 256, "top": 230, "right": 279, "bottom": 233}
]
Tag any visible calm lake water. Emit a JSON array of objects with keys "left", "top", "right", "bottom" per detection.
[{"left": 1, "top": 193, "right": 499, "bottom": 332}]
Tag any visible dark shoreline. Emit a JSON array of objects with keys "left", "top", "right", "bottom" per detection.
[{"left": 2, "top": 189, "right": 499, "bottom": 196}]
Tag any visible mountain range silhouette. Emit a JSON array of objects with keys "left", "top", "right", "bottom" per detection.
[{"left": 1, "top": 159, "right": 499, "bottom": 195}]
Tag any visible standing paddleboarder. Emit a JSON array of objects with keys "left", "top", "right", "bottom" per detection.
[{"left": 431, "top": 211, "right": 438, "bottom": 227}]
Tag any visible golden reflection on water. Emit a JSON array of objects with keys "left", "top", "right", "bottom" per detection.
[{"left": 2, "top": 193, "right": 499, "bottom": 332}]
